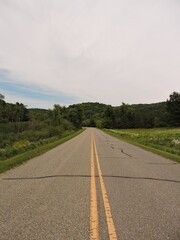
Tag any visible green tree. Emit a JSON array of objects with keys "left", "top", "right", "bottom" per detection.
[
  {"left": 167, "top": 92, "right": 180, "bottom": 126},
  {"left": 103, "top": 106, "right": 115, "bottom": 128},
  {"left": 67, "top": 107, "right": 82, "bottom": 129},
  {"left": 114, "top": 103, "right": 135, "bottom": 129},
  {"left": 0, "top": 93, "right": 5, "bottom": 122},
  {"left": 53, "top": 104, "right": 63, "bottom": 126},
  {"left": 0, "top": 93, "right": 5, "bottom": 101}
]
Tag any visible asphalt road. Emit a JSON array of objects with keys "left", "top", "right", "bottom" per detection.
[{"left": 0, "top": 128, "right": 180, "bottom": 240}]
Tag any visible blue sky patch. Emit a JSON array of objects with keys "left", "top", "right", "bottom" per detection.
[{"left": 0, "top": 69, "right": 79, "bottom": 105}]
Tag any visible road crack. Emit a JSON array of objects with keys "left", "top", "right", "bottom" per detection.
[{"left": 119, "top": 148, "right": 132, "bottom": 157}]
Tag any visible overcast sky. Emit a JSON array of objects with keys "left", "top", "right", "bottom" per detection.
[{"left": 0, "top": 0, "right": 180, "bottom": 108}]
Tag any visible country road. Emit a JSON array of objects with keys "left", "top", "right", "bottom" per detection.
[{"left": 0, "top": 128, "right": 180, "bottom": 240}]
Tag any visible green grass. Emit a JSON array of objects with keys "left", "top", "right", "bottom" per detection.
[
  {"left": 0, "top": 129, "right": 85, "bottom": 174},
  {"left": 102, "top": 128, "right": 180, "bottom": 163}
]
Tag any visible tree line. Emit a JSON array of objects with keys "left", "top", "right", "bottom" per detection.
[
  {"left": 0, "top": 91, "right": 179, "bottom": 132},
  {"left": 74, "top": 91, "right": 180, "bottom": 129}
]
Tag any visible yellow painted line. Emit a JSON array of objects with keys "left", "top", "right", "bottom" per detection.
[
  {"left": 90, "top": 131, "right": 100, "bottom": 240},
  {"left": 93, "top": 132, "right": 118, "bottom": 240}
]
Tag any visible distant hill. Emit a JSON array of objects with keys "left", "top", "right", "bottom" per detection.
[
  {"left": 1, "top": 92, "right": 179, "bottom": 128},
  {"left": 65, "top": 101, "right": 169, "bottom": 128},
  {"left": 28, "top": 100, "right": 178, "bottom": 128}
]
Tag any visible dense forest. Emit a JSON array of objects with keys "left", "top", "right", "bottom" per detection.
[
  {"left": 73, "top": 91, "right": 180, "bottom": 128},
  {"left": 0, "top": 91, "right": 179, "bottom": 160}
]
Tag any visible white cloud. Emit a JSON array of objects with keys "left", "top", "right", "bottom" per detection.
[
  {"left": 0, "top": 0, "right": 180, "bottom": 107},
  {"left": 1, "top": 89, "right": 67, "bottom": 109}
]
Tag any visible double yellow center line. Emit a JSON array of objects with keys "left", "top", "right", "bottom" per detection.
[{"left": 90, "top": 131, "right": 118, "bottom": 240}]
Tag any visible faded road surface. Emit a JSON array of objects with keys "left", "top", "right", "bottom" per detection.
[{"left": 0, "top": 128, "right": 180, "bottom": 240}]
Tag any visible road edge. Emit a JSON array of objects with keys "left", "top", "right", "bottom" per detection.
[
  {"left": 100, "top": 129, "right": 180, "bottom": 163},
  {"left": 0, "top": 129, "right": 85, "bottom": 174}
]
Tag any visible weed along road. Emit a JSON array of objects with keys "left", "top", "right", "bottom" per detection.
[{"left": 0, "top": 128, "right": 180, "bottom": 240}]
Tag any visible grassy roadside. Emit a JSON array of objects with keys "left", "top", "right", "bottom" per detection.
[
  {"left": 102, "top": 129, "right": 180, "bottom": 163},
  {"left": 0, "top": 129, "right": 85, "bottom": 174}
]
